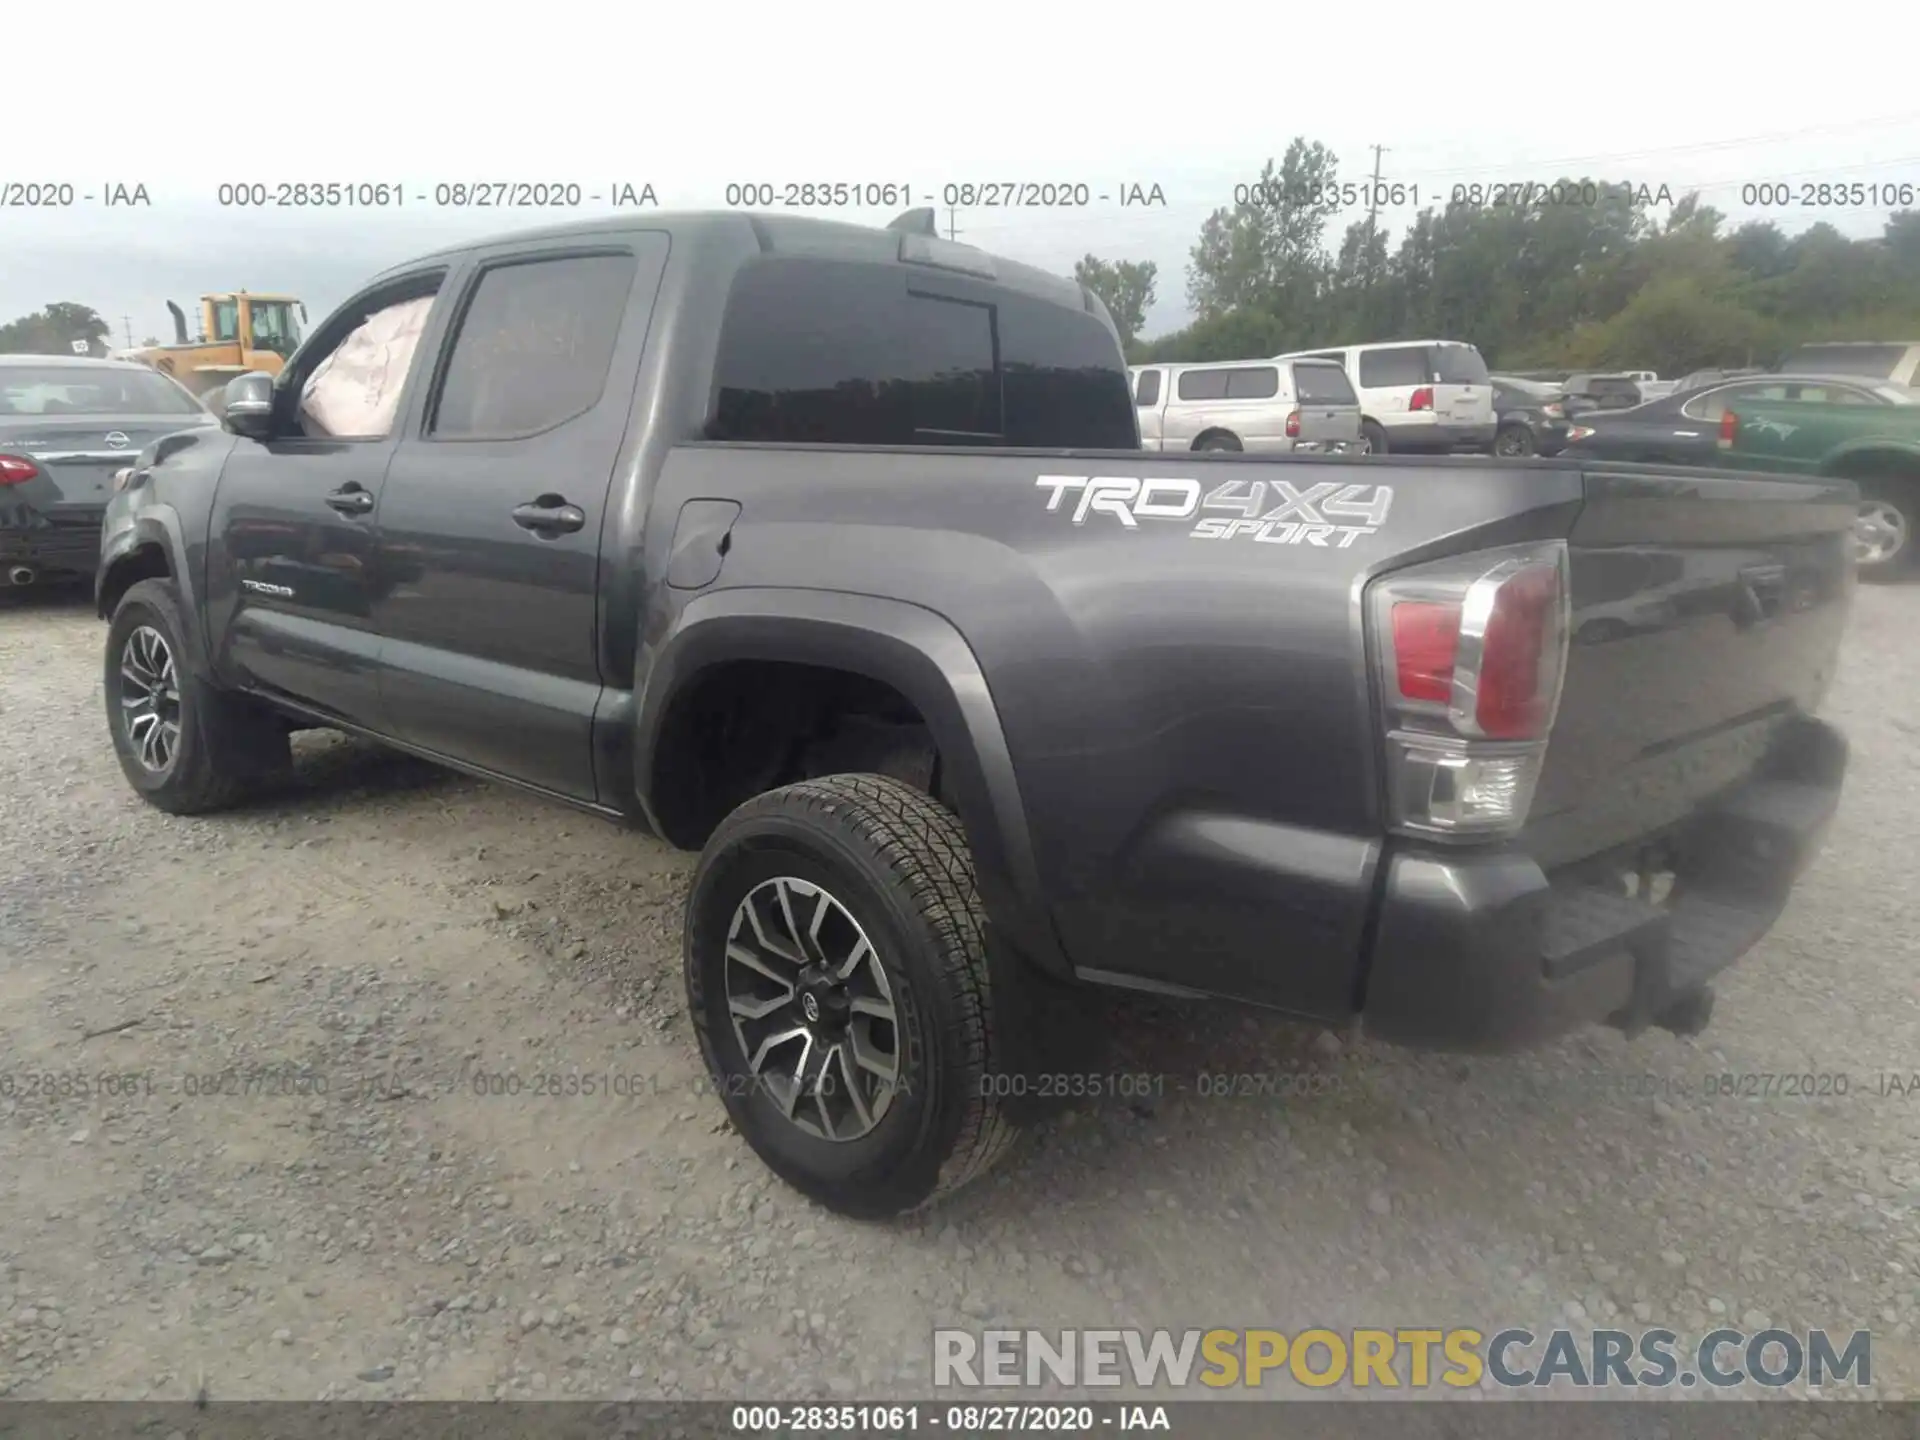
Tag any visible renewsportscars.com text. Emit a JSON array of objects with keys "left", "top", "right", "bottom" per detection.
[{"left": 932, "top": 1326, "right": 1872, "bottom": 1391}]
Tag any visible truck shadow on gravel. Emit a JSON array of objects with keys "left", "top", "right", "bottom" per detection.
[{"left": 229, "top": 731, "right": 470, "bottom": 816}]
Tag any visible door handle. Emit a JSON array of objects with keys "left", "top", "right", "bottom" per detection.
[
  {"left": 325, "top": 486, "right": 375, "bottom": 516},
  {"left": 512, "top": 499, "right": 586, "bottom": 535}
]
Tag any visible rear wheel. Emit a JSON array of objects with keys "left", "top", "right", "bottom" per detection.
[
  {"left": 1195, "top": 432, "right": 1241, "bottom": 453},
  {"left": 1361, "top": 420, "right": 1389, "bottom": 456},
  {"left": 1494, "top": 423, "right": 1535, "bottom": 458},
  {"left": 1852, "top": 481, "right": 1914, "bottom": 581},
  {"left": 684, "top": 774, "right": 1021, "bottom": 1218},
  {"left": 104, "top": 579, "right": 289, "bottom": 813}
]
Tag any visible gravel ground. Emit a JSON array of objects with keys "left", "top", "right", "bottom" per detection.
[{"left": 0, "top": 578, "right": 1915, "bottom": 1405}]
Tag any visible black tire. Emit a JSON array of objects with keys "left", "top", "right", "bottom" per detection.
[
  {"left": 684, "top": 773, "right": 1020, "bottom": 1218},
  {"left": 1852, "top": 479, "right": 1916, "bottom": 583},
  {"left": 104, "top": 578, "right": 289, "bottom": 814},
  {"left": 1195, "top": 432, "right": 1241, "bottom": 452},
  {"left": 1494, "top": 423, "right": 1535, "bottom": 458},
  {"left": 1361, "top": 420, "right": 1389, "bottom": 456}
]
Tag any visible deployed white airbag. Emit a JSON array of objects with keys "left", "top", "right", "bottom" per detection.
[{"left": 299, "top": 295, "right": 434, "bottom": 438}]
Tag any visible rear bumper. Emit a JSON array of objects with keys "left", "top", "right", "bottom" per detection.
[
  {"left": 1359, "top": 714, "right": 1847, "bottom": 1051},
  {"left": 0, "top": 513, "right": 104, "bottom": 576},
  {"left": 1387, "top": 421, "right": 1498, "bottom": 454}
]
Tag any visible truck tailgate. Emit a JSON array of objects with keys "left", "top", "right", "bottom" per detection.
[{"left": 1523, "top": 466, "right": 1856, "bottom": 872}]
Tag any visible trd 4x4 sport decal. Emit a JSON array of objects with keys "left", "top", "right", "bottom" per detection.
[{"left": 1036, "top": 475, "right": 1394, "bottom": 549}]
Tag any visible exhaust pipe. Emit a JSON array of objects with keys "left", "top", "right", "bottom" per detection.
[{"left": 8, "top": 566, "right": 36, "bottom": 587}]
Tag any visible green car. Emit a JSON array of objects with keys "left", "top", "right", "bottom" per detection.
[{"left": 1717, "top": 389, "right": 1920, "bottom": 579}]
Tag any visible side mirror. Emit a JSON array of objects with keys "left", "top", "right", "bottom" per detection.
[{"left": 222, "top": 372, "right": 277, "bottom": 439}]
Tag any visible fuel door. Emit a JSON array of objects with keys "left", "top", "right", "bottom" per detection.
[{"left": 666, "top": 498, "right": 741, "bottom": 590}]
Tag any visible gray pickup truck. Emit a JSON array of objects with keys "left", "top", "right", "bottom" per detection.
[{"left": 97, "top": 209, "right": 1855, "bottom": 1218}]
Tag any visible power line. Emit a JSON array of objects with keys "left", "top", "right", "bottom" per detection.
[{"left": 1398, "top": 111, "right": 1920, "bottom": 180}]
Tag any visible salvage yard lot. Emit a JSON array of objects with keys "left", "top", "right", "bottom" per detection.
[{"left": 1, "top": 583, "right": 1917, "bottom": 1402}]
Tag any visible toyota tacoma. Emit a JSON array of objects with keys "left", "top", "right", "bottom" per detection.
[{"left": 97, "top": 209, "right": 1855, "bottom": 1217}]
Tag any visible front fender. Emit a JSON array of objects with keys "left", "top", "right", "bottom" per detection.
[
  {"left": 633, "top": 586, "right": 1068, "bottom": 980},
  {"left": 97, "top": 505, "right": 194, "bottom": 623}
]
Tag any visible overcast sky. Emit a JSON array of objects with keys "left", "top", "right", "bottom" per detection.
[{"left": 7, "top": 1, "right": 1919, "bottom": 346}]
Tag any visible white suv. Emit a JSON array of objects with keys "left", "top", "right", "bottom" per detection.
[{"left": 1275, "top": 339, "right": 1497, "bottom": 455}]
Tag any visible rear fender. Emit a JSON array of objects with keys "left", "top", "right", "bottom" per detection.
[{"left": 632, "top": 586, "right": 1069, "bottom": 980}]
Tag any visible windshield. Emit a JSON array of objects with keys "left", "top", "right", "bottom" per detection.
[
  {"left": 0, "top": 365, "right": 206, "bottom": 417},
  {"left": 249, "top": 300, "right": 303, "bottom": 356},
  {"left": 1778, "top": 344, "right": 1909, "bottom": 379}
]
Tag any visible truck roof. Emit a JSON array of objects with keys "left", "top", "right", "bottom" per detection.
[{"left": 379, "top": 210, "right": 1097, "bottom": 315}]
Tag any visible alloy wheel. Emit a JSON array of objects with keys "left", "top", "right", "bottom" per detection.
[
  {"left": 724, "top": 876, "right": 901, "bottom": 1141},
  {"left": 119, "top": 625, "right": 183, "bottom": 774},
  {"left": 1855, "top": 499, "right": 1909, "bottom": 568}
]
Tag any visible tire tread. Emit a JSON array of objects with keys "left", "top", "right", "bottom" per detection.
[{"left": 705, "top": 773, "right": 1019, "bottom": 1209}]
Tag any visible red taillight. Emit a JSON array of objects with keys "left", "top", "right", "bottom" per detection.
[
  {"left": 1284, "top": 409, "right": 1301, "bottom": 439},
  {"left": 1391, "top": 601, "right": 1460, "bottom": 703},
  {"left": 1369, "top": 542, "right": 1570, "bottom": 838},
  {"left": 1717, "top": 409, "right": 1737, "bottom": 448},
  {"left": 1410, "top": 387, "right": 1434, "bottom": 412},
  {"left": 1473, "top": 564, "right": 1562, "bottom": 740},
  {"left": 0, "top": 455, "right": 40, "bottom": 485}
]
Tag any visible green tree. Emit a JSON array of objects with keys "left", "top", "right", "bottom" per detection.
[
  {"left": 1186, "top": 139, "right": 1342, "bottom": 330},
  {"left": 1143, "top": 132, "right": 1915, "bottom": 378},
  {"left": 1073, "top": 255, "right": 1158, "bottom": 348},
  {"left": 0, "top": 302, "right": 111, "bottom": 356}
]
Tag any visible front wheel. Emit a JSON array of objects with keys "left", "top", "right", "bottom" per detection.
[
  {"left": 683, "top": 774, "right": 1021, "bottom": 1218},
  {"left": 1360, "top": 420, "right": 1389, "bottom": 456},
  {"left": 104, "top": 579, "right": 289, "bottom": 813},
  {"left": 1853, "top": 482, "right": 1915, "bottom": 581}
]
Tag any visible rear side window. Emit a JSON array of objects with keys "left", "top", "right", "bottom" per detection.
[
  {"left": 709, "top": 257, "right": 1132, "bottom": 448},
  {"left": 1292, "top": 362, "right": 1356, "bottom": 405},
  {"left": 1177, "top": 368, "right": 1231, "bottom": 401},
  {"left": 1357, "top": 346, "right": 1431, "bottom": 389},
  {"left": 1226, "top": 366, "right": 1279, "bottom": 400},
  {"left": 1682, "top": 382, "right": 1790, "bottom": 421},
  {"left": 1433, "top": 344, "right": 1490, "bottom": 385},
  {"left": 1134, "top": 369, "right": 1161, "bottom": 406},
  {"left": 998, "top": 291, "right": 1136, "bottom": 448},
  {"left": 431, "top": 253, "right": 637, "bottom": 439},
  {"left": 1790, "top": 384, "right": 1875, "bottom": 405}
]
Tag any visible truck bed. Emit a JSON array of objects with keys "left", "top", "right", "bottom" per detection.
[{"left": 647, "top": 447, "right": 1854, "bottom": 1041}]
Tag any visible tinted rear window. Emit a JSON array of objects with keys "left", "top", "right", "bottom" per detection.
[
  {"left": 1433, "top": 344, "right": 1490, "bottom": 385},
  {"left": 1177, "top": 368, "right": 1231, "bottom": 401},
  {"left": 0, "top": 365, "right": 205, "bottom": 416},
  {"left": 1357, "top": 346, "right": 1431, "bottom": 388},
  {"left": 1779, "top": 344, "right": 1909, "bottom": 380},
  {"left": 1134, "top": 369, "right": 1161, "bottom": 407},
  {"left": 1226, "top": 367, "right": 1279, "bottom": 400},
  {"left": 708, "top": 257, "right": 1134, "bottom": 448},
  {"left": 1589, "top": 377, "right": 1640, "bottom": 399},
  {"left": 1292, "top": 362, "right": 1356, "bottom": 405}
]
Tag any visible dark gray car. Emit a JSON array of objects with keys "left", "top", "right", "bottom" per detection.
[
  {"left": 96, "top": 209, "right": 1855, "bottom": 1217},
  {"left": 1, "top": 355, "right": 215, "bottom": 587}
]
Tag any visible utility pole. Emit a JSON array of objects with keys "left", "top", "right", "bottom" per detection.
[
  {"left": 1365, "top": 144, "right": 1390, "bottom": 289},
  {"left": 122, "top": 315, "right": 133, "bottom": 349},
  {"left": 945, "top": 205, "right": 961, "bottom": 242}
]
